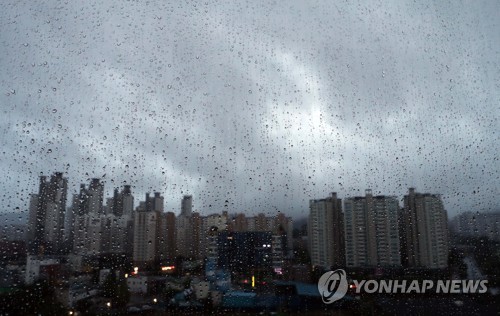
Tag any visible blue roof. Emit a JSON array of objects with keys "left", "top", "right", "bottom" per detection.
[
  {"left": 295, "top": 283, "right": 320, "bottom": 297},
  {"left": 225, "top": 291, "right": 256, "bottom": 297},
  {"left": 274, "top": 281, "right": 320, "bottom": 297}
]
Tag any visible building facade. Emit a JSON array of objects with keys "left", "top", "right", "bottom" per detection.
[
  {"left": 401, "top": 188, "right": 449, "bottom": 269},
  {"left": 344, "top": 190, "right": 401, "bottom": 268},
  {"left": 133, "top": 193, "right": 168, "bottom": 267},
  {"left": 308, "top": 192, "right": 345, "bottom": 269},
  {"left": 27, "top": 172, "right": 68, "bottom": 255}
]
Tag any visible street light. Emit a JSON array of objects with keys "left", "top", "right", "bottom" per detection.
[{"left": 153, "top": 298, "right": 157, "bottom": 303}]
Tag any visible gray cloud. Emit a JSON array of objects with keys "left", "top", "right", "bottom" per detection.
[{"left": 1, "top": 0, "right": 498, "bottom": 219}]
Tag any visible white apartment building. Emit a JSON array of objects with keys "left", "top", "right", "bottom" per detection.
[
  {"left": 308, "top": 192, "right": 345, "bottom": 269},
  {"left": 344, "top": 190, "right": 401, "bottom": 268},
  {"left": 402, "top": 188, "right": 449, "bottom": 269}
]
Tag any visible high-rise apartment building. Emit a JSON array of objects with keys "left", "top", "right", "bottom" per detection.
[
  {"left": 133, "top": 192, "right": 169, "bottom": 267},
  {"left": 27, "top": 172, "right": 68, "bottom": 255},
  {"left": 308, "top": 192, "right": 345, "bottom": 269},
  {"left": 176, "top": 195, "right": 198, "bottom": 258},
  {"left": 72, "top": 179, "right": 134, "bottom": 257},
  {"left": 133, "top": 209, "right": 161, "bottom": 267},
  {"left": 87, "top": 178, "right": 104, "bottom": 215},
  {"left": 229, "top": 213, "right": 248, "bottom": 232},
  {"left": 163, "top": 211, "right": 177, "bottom": 260},
  {"left": 108, "top": 185, "right": 134, "bottom": 217},
  {"left": 450, "top": 211, "right": 500, "bottom": 242},
  {"left": 344, "top": 190, "right": 400, "bottom": 268},
  {"left": 199, "top": 212, "right": 228, "bottom": 258},
  {"left": 216, "top": 231, "right": 273, "bottom": 274},
  {"left": 181, "top": 195, "right": 192, "bottom": 216},
  {"left": 401, "top": 188, "right": 448, "bottom": 269}
]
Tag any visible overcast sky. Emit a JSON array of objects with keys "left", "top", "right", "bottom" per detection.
[{"left": 1, "top": 0, "right": 498, "bottom": 220}]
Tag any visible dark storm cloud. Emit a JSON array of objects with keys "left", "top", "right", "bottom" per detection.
[{"left": 1, "top": 0, "right": 498, "bottom": 219}]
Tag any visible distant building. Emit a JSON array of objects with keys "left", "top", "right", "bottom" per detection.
[
  {"left": 229, "top": 213, "right": 248, "bottom": 232},
  {"left": 176, "top": 195, "right": 195, "bottom": 258},
  {"left": 176, "top": 216, "right": 192, "bottom": 258},
  {"left": 27, "top": 172, "right": 68, "bottom": 255},
  {"left": 217, "top": 231, "right": 273, "bottom": 274},
  {"left": 400, "top": 188, "right": 449, "bottom": 269},
  {"left": 344, "top": 190, "right": 401, "bottom": 268},
  {"left": 133, "top": 193, "right": 168, "bottom": 267},
  {"left": 72, "top": 213, "right": 104, "bottom": 255},
  {"left": 199, "top": 212, "right": 228, "bottom": 258},
  {"left": 181, "top": 195, "right": 192, "bottom": 217},
  {"left": 308, "top": 192, "right": 345, "bottom": 269},
  {"left": 72, "top": 182, "right": 134, "bottom": 257},
  {"left": 450, "top": 211, "right": 500, "bottom": 242},
  {"left": 70, "top": 178, "right": 105, "bottom": 246},
  {"left": 108, "top": 185, "right": 134, "bottom": 217},
  {"left": 100, "top": 214, "right": 133, "bottom": 254},
  {"left": 86, "top": 178, "right": 105, "bottom": 215},
  {"left": 25, "top": 255, "right": 60, "bottom": 285},
  {"left": 73, "top": 213, "right": 132, "bottom": 256},
  {"left": 236, "top": 212, "right": 293, "bottom": 256},
  {"left": 162, "top": 212, "right": 177, "bottom": 261}
]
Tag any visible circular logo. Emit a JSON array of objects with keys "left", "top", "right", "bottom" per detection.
[{"left": 318, "top": 269, "right": 348, "bottom": 304}]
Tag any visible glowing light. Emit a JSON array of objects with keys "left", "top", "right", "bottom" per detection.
[
  {"left": 161, "top": 266, "right": 175, "bottom": 271},
  {"left": 133, "top": 267, "right": 139, "bottom": 275},
  {"left": 252, "top": 275, "right": 255, "bottom": 288},
  {"left": 106, "top": 302, "right": 111, "bottom": 308},
  {"left": 124, "top": 273, "right": 128, "bottom": 278},
  {"left": 153, "top": 298, "right": 157, "bottom": 303}
]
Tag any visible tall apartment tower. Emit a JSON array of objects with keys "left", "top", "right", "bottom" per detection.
[
  {"left": 401, "top": 188, "right": 449, "bottom": 269},
  {"left": 308, "top": 192, "right": 345, "bottom": 269},
  {"left": 177, "top": 195, "right": 199, "bottom": 258},
  {"left": 27, "top": 172, "right": 68, "bottom": 255},
  {"left": 133, "top": 192, "right": 167, "bottom": 267},
  {"left": 163, "top": 212, "right": 177, "bottom": 261},
  {"left": 181, "top": 195, "right": 192, "bottom": 216},
  {"left": 87, "top": 178, "right": 104, "bottom": 215},
  {"left": 109, "top": 185, "right": 134, "bottom": 217},
  {"left": 344, "top": 190, "right": 401, "bottom": 268}
]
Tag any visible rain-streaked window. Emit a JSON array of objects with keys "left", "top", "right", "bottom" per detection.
[{"left": 1, "top": 1, "right": 498, "bottom": 314}]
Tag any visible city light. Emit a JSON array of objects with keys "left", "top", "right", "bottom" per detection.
[
  {"left": 252, "top": 275, "right": 255, "bottom": 288},
  {"left": 161, "top": 266, "right": 175, "bottom": 271}
]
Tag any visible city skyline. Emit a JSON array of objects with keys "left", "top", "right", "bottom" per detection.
[
  {"left": 15, "top": 170, "right": 478, "bottom": 220},
  {"left": 23, "top": 171, "right": 452, "bottom": 274}
]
